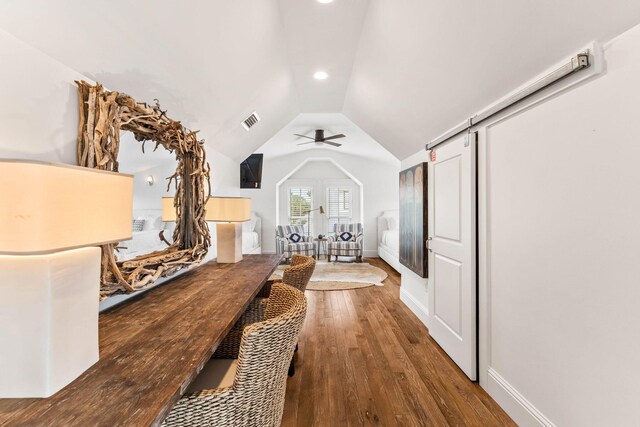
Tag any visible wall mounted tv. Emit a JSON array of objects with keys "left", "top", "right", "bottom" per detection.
[{"left": 240, "top": 153, "right": 263, "bottom": 189}]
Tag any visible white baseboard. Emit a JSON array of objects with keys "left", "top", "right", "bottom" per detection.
[
  {"left": 377, "top": 246, "right": 401, "bottom": 272},
  {"left": 364, "top": 249, "right": 379, "bottom": 258},
  {"left": 487, "top": 368, "right": 555, "bottom": 427},
  {"left": 399, "top": 287, "right": 430, "bottom": 328}
]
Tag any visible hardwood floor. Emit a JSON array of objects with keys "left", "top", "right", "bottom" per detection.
[{"left": 282, "top": 258, "right": 514, "bottom": 427}]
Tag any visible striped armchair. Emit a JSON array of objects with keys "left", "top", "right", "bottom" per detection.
[
  {"left": 328, "top": 223, "right": 364, "bottom": 262},
  {"left": 275, "top": 225, "right": 316, "bottom": 263}
]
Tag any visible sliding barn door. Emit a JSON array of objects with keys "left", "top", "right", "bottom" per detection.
[{"left": 427, "top": 133, "right": 477, "bottom": 380}]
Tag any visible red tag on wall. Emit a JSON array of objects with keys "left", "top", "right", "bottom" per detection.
[{"left": 430, "top": 150, "right": 436, "bottom": 161}]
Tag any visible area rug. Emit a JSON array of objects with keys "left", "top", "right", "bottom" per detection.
[{"left": 270, "top": 260, "right": 388, "bottom": 291}]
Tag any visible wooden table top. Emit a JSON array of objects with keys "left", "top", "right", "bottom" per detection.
[{"left": 0, "top": 254, "right": 282, "bottom": 427}]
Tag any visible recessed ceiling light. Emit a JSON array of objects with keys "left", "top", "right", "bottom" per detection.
[
  {"left": 317, "top": 0, "right": 334, "bottom": 3},
  {"left": 314, "top": 71, "right": 329, "bottom": 80}
]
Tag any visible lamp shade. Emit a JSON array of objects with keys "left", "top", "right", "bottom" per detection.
[
  {"left": 161, "top": 197, "right": 177, "bottom": 222},
  {"left": 0, "top": 160, "right": 133, "bottom": 255},
  {"left": 206, "top": 197, "right": 251, "bottom": 222}
]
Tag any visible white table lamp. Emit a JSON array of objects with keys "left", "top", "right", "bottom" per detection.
[
  {"left": 0, "top": 160, "right": 133, "bottom": 397},
  {"left": 162, "top": 196, "right": 251, "bottom": 263},
  {"left": 206, "top": 197, "right": 251, "bottom": 263}
]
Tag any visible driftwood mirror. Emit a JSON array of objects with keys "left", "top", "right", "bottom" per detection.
[{"left": 76, "top": 81, "right": 211, "bottom": 299}]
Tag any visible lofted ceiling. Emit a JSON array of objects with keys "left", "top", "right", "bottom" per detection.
[
  {"left": 1, "top": 1, "right": 640, "bottom": 161},
  {"left": 278, "top": 0, "right": 368, "bottom": 112},
  {"left": 0, "top": 0, "right": 299, "bottom": 163},
  {"left": 255, "top": 113, "right": 399, "bottom": 166},
  {"left": 343, "top": 0, "right": 640, "bottom": 159}
]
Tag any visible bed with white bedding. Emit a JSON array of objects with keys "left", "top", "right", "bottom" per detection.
[
  {"left": 116, "top": 209, "right": 173, "bottom": 261},
  {"left": 242, "top": 212, "right": 262, "bottom": 254},
  {"left": 377, "top": 209, "right": 401, "bottom": 272},
  {"left": 118, "top": 210, "right": 262, "bottom": 260}
]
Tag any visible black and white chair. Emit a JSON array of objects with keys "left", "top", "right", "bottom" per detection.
[
  {"left": 327, "top": 223, "right": 364, "bottom": 262},
  {"left": 275, "top": 225, "right": 316, "bottom": 263}
]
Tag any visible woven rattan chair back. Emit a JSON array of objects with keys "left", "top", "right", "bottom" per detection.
[
  {"left": 281, "top": 254, "right": 316, "bottom": 293},
  {"left": 162, "top": 283, "right": 307, "bottom": 427}
]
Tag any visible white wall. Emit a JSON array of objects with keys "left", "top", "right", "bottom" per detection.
[
  {"left": 241, "top": 148, "right": 398, "bottom": 256},
  {"left": 399, "top": 23, "right": 640, "bottom": 427},
  {"left": 131, "top": 163, "right": 174, "bottom": 211},
  {"left": 0, "top": 29, "right": 89, "bottom": 162}
]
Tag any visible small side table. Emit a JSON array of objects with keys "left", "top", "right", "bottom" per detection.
[{"left": 314, "top": 237, "right": 329, "bottom": 260}]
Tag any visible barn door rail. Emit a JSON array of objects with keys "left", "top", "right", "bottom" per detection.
[{"left": 427, "top": 51, "right": 591, "bottom": 151}]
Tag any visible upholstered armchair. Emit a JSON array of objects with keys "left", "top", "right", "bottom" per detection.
[
  {"left": 327, "top": 223, "right": 363, "bottom": 262},
  {"left": 275, "top": 225, "right": 316, "bottom": 263}
]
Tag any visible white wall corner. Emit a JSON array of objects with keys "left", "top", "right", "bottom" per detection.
[
  {"left": 399, "top": 287, "right": 430, "bottom": 328},
  {"left": 487, "top": 368, "right": 555, "bottom": 427},
  {"left": 363, "top": 249, "right": 378, "bottom": 258}
]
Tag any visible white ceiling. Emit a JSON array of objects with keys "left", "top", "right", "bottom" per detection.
[
  {"left": 278, "top": 0, "right": 369, "bottom": 112},
  {"left": 1, "top": 1, "right": 640, "bottom": 161},
  {"left": 343, "top": 0, "right": 640, "bottom": 159}
]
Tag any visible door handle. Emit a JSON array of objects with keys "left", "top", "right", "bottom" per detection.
[{"left": 426, "top": 237, "right": 433, "bottom": 253}]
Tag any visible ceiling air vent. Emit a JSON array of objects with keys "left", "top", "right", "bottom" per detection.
[{"left": 241, "top": 112, "right": 260, "bottom": 131}]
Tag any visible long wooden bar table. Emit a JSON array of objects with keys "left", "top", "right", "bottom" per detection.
[{"left": 0, "top": 254, "right": 282, "bottom": 427}]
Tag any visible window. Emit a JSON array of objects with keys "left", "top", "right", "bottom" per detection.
[
  {"left": 327, "top": 186, "right": 352, "bottom": 232},
  {"left": 288, "top": 187, "right": 313, "bottom": 235}
]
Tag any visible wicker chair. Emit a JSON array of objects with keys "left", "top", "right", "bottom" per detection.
[
  {"left": 163, "top": 283, "right": 307, "bottom": 427},
  {"left": 217, "top": 254, "right": 315, "bottom": 362},
  {"left": 280, "top": 254, "right": 316, "bottom": 292}
]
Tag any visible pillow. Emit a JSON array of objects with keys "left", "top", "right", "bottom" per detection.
[
  {"left": 242, "top": 217, "right": 257, "bottom": 233},
  {"left": 139, "top": 215, "right": 162, "bottom": 231},
  {"left": 386, "top": 216, "right": 398, "bottom": 230},
  {"left": 163, "top": 222, "right": 176, "bottom": 240},
  {"left": 132, "top": 219, "right": 145, "bottom": 232},
  {"left": 339, "top": 231, "right": 355, "bottom": 242},
  {"left": 287, "top": 233, "right": 303, "bottom": 243}
]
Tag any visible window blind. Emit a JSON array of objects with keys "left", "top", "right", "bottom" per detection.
[
  {"left": 288, "top": 187, "right": 313, "bottom": 235},
  {"left": 327, "top": 186, "right": 352, "bottom": 232}
]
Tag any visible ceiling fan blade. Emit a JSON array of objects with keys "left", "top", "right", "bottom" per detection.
[
  {"left": 324, "top": 141, "right": 342, "bottom": 147},
  {"left": 322, "top": 134, "right": 346, "bottom": 141},
  {"left": 293, "top": 133, "right": 315, "bottom": 140},
  {"left": 297, "top": 141, "right": 315, "bottom": 145}
]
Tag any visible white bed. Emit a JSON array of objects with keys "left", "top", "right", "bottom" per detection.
[
  {"left": 117, "top": 209, "right": 173, "bottom": 261},
  {"left": 119, "top": 210, "right": 262, "bottom": 260},
  {"left": 377, "top": 209, "right": 401, "bottom": 272},
  {"left": 242, "top": 212, "right": 262, "bottom": 254}
]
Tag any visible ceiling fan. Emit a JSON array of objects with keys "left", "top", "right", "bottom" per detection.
[{"left": 294, "top": 129, "right": 345, "bottom": 147}]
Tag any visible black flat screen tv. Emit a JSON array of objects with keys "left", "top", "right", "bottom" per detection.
[{"left": 240, "top": 153, "right": 263, "bottom": 189}]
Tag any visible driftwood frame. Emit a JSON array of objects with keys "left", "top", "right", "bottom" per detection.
[{"left": 76, "top": 81, "right": 211, "bottom": 299}]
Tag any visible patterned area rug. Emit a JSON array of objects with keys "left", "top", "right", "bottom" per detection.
[{"left": 270, "top": 260, "right": 388, "bottom": 291}]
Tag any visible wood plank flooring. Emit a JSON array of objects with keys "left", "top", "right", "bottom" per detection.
[{"left": 282, "top": 258, "right": 514, "bottom": 427}]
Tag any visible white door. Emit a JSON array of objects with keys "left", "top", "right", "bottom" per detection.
[{"left": 427, "top": 132, "right": 477, "bottom": 380}]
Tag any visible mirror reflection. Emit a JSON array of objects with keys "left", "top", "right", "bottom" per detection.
[{"left": 116, "top": 133, "right": 176, "bottom": 261}]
